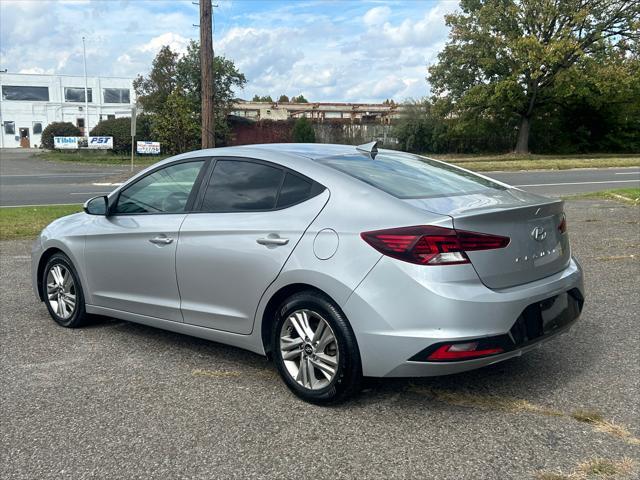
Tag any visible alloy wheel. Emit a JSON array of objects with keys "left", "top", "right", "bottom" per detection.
[
  {"left": 46, "top": 264, "right": 77, "bottom": 320},
  {"left": 279, "top": 309, "right": 339, "bottom": 390}
]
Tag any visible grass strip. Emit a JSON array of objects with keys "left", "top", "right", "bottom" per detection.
[
  {"left": 38, "top": 151, "right": 164, "bottom": 166},
  {"left": 565, "top": 188, "right": 640, "bottom": 205},
  {"left": 0, "top": 205, "right": 82, "bottom": 240}
]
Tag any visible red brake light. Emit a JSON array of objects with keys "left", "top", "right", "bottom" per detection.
[
  {"left": 558, "top": 213, "right": 567, "bottom": 234},
  {"left": 360, "top": 225, "right": 509, "bottom": 266},
  {"left": 427, "top": 342, "right": 504, "bottom": 361}
]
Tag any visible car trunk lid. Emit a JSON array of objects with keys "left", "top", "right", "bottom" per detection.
[{"left": 404, "top": 188, "right": 570, "bottom": 289}]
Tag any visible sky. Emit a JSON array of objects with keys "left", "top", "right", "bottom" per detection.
[{"left": 0, "top": 0, "right": 458, "bottom": 103}]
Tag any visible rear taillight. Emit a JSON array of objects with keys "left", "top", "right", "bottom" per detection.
[
  {"left": 558, "top": 213, "right": 567, "bottom": 234},
  {"left": 426, "top": 342, "right": 504, "bottom": 361},
  {"left": 360, "top": 225, "right": 509, "bottom": 266}
]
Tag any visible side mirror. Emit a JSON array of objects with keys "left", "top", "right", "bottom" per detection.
[{"left": 83, "top": 195, "right": 108, "bottom": 216}]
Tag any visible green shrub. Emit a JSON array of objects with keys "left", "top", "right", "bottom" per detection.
[
  {"left": 292, "top": 117, "right": 315, "bottom": 143},
  {"left": 89, "top": 115, "right": 152, "bottom": 153},
  {"left": 41, "top": 122, "right": 81, "bottom": 150}
]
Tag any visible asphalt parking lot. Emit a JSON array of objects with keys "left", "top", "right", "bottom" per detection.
[{"left": 1, "top": 199, "right": 639, "bottom": 479}]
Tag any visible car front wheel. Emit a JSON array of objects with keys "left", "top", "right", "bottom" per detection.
[
  {"left": 42, "top": 253, "right": 89, "bottom": 328},
  {"left": 272, "top": 291, "right": 362, "bottom": 404}
]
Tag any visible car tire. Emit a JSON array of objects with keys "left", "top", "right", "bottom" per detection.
[
  {"left": 42, "top": 253, "right": 89, "bottom": 328},
  {"left": 272, "top": 290, "right": 362, "bottom": 404}
]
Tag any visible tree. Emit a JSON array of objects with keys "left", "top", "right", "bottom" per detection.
[
  {"left": 90, "top": 115, "right": 152, "bottom": 154},
  {"left": 291, "top": 94, "right": 309, "bottom": 103},
  {"left": 428, "top": 0, "right": 640, "bottom": 153},
  {"left": 252, "top": 94, "right": 273, "bottom": 102},
  {"left": 152, "top": 89, "right": 200, "bottom": 155},
  {"left": 133, "top": 46, "right": 178, "bottom": 114},
  {"left": 175, "top": 40, "right": 246, "bottom": 145},
  {"left": 292, "top": 117, "right": 316, "bottom": 143},
  {"left": 278, "top": 94, "right": 290, "bottom": 103},
  {"left": 41, "top": 122, "right": 81, "bottom": 150},
  {"left": 134, "top": 40, "right": 246, "bottom": 147}
]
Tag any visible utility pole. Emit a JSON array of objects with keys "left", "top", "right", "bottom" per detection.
[
  {"left": 82, "top": 37, "right": 89, "bottom": 137},
  {"left": 200, "top": 0, "right": 215, "bottom": 148}
]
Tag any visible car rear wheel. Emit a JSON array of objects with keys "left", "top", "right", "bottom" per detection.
[
  {"left": 272, "top": 291, "right": 362, "bottom": 404},
  {"left": 42, "top": 253, "right": 89, "bottom": 328}
]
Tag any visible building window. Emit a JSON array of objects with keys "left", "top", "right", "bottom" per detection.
[
  {"left": 2, "top": 85, "right": 50, "bottom": 101},
  {"left": 4, "top": 121, "right": 15, "bottom": 134},
  {"left": 33, "top": 122, "right": 43, "bottom": 134},
  {"left": 107, "top": 114, "right": 116, "bottom": 120},
  {"left": 65, "top": 87, "right": 92, "bottom": 103},
  {"left": 103, "top": 88, "right": 130, "bottom": 103}
]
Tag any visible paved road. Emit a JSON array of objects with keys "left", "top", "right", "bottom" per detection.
[
  {"left": 0, "top": 148, "right": 638, "bottom": 206},
  {"left": 0, "top": 149, "right": 135, "bottom": 207},
  {"left": 1, "top": 200, "right": 638, "bottom": 479},
  {"left": 487, "top": 168, "right": 640, "bottom": 196}
]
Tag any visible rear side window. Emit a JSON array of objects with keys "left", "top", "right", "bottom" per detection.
[
  {"left": 316, "top": 153, "right": 505, "bottom": 199},
  {"left": 276, "top": 173, "right": 312, "bottom": 208},
  {"left": 202, "top": 160, "right": 284, "bottom": 212}
]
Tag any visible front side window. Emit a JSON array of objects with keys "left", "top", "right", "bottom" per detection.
[
  {"left": 33, "top": 122, "right": 43, "bottom": 134},
  {"left": 65, "top": 87, "right": 92, "bottom": 103},
  {"left": 4, "top": 121, "right": 15, "bottom": 134},
  {"left": 2, "top": 85, "right": 49, "bottom": 101},
  {"left": 103, "top": 88, "right": 130, "bottom": 103},
  {"left": 114, "top": 161, "right": 204, "bottom": 214},
  {"left": 202, "top": 160, "right": 284, "bottom": 212}
]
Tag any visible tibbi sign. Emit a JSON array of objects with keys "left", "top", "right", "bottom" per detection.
[
  {"left": 53, "top": 137, "right": 78, "bottom": 149},
  {"left": 137, "top": 141, "right": 161, "bottom": 154}
]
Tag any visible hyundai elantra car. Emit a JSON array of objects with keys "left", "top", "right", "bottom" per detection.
[{"left": 32, "top": 142, "right": 584, "bottom": 403}]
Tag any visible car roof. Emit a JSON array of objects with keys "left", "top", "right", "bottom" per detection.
[{"left": 178, "top": 143, "right": 364, "bottom": 162}]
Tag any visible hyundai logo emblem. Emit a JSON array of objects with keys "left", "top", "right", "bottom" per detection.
[{"left": 531, "top": 226, "right": 547, "bottom": 242}]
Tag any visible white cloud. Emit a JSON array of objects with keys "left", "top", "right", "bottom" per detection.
[
  {"left": 0, "top": 0, "right": 457, "bottom": 102},
  {"left": 138, "top": 33, "right": 190, "bottom": 55},
  {"left": 363, "top": 6, "right": 392, "bottom": 27}
]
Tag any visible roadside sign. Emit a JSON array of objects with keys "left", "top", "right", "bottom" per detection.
[
  {"left": 88, "top": 136, "right": 113, "bottom": 149},
  {"left": 54, "top": 137, "right": 79, "bottom": 149},
  {"left": 137, "top": 141, "right": 161, "bottom": 154}
]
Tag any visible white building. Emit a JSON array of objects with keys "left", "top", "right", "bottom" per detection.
[{"left": 0, "top": 72, "right": 135, "bottom": 148}]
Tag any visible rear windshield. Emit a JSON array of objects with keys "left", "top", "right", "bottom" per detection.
[{"left": 316, "top": 152, "right": 505, "bottom": 199}]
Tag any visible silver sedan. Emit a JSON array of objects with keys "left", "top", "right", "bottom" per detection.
[{"left": 32, "top": 143, "right": 584, "bottom": 403}]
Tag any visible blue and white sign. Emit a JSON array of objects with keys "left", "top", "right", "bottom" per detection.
[
  {"left": 137, "top": 141, "right": 161, "bottom": 154},
  {"left": 54, "top": 136, "right": 79, "bottom": 149},
  {"left": 87, "top": 136, "right": 113, "bottom": 149}
]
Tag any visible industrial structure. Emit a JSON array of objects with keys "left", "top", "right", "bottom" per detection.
[
  {"left": 0, "top": 72, "right": 134, "bottom": 148},
  {"left": 231, "top": 100, "right": 401, "bottom": 124}
]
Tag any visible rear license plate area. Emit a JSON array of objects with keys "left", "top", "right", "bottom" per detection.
[{"left": 510, "top": 289, "right": 583, "bottom": 346}]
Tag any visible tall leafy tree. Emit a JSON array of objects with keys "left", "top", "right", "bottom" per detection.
[
  {"left": 175, "top": 40, "right": 247, "bottom": 143},
  {"left": 152, "top": 89, "right": 200, "bottom": 154},
  {"left": 134, "top": 40, "right": 246, "bottom": 148},
  {"left": 428, "top": 0, "right": 640, "bottom": 153},
  {"left": 133, "top": 46, "right": 179, "bottom": 114}
]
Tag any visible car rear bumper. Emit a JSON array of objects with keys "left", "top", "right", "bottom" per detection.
[{"left": 343, "top": 256, "right": 584, "bottom": 377}]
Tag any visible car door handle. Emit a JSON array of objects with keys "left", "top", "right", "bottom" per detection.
[
  {"left": 149, "top": 236, "right": 174, "bottom": 245},
  {"left": 257, "top": 235, "right": 289, "bottom": 246}
]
